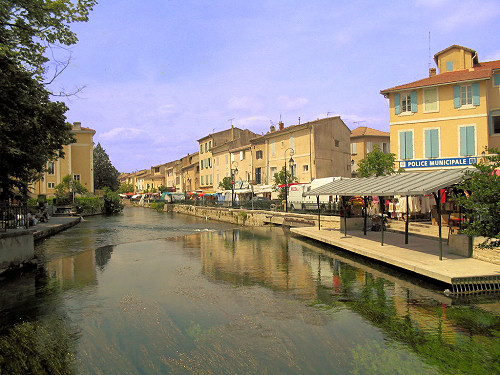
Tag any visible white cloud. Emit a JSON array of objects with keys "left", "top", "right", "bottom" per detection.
[
  {"left": 277, "top": 95, "right": 309, "bottom": 111},
  {"left": 99, "top": 127, "right": 149, "bottom": 141},
  {"left": 227, "top": 96, "right": 264, "bottom": 111},
  {"left": 436, "top": 1, "right": 500, "bottom": 32}
]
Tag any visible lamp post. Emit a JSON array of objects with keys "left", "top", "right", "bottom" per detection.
[
  {"left": 231, "top": 161, "right": 238, "bottom": 208},
  {"left": 284, "top": 148, "right": 294, "bottom": 212}
]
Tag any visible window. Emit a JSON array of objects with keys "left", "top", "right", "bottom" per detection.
[
  {"left": 200, "top": 144, "right": 203, "bottom": 154},
  {"left": 423, "top": 87, "right": 438, "bottom": 112},
  {"left": 401, "top": 93, "right": 411, "bottom": 113},
  {"left": 271, "top": 141, "right": 276, "bottom": 157},
  {"left": 303, "top": 165, "right": 309, "bottom": 172},
  {"left": 366, "top": 142, "right": 373, "bottom": 153},
  {"left": 240, "top": 150, "right": 245, "bottom": 160},
  {"left": 201, "top": 175, "right": 205, "bottom": 185},
  {"left": 351, "top": 143, "right": 357, "bottom": 155},
  {"left": 382, "top": 143, "right": 388, "bottom": 153},
  {"left": 47, "top": 162, "right": 55, "bottom": 175},
  {"left": 270, "top": 167, "right": 277, "bottom": 178},
  {"left": 492, "top": 114, "right": 500, "bottom": 134},
  {"left": 255, "top": 168, "right": 262, "bottom": 184},
  {"left": 424, "top": 129, "right": 439, "bottom": 158},
  {"left": 399, "top": 131, "right": 413, "bottom": 160},
  {"left": 461, "top": 85, "right": 472, "bottom": 106},
  {"left": 290, "top": 136, "right": 295, "bottom": 150},
  {"left": 208, "top": 158, "right": 212, "bottom": 167},
  {"left": 73, "top": 174, "right": 80, "bottom": 181},
  {"left": 48, "top": 182, "right": 55, "bottom": 189},
  {"left": 454, "top": 83, "right": 479, "bottom": 108},
  {"left": 394, "top": 91, "right": 417, "bottom": 114},
  {"left": 335, "top": 139, "right": 340, "bottom": 147},
  {"left": 460, "top": 126, "right": 475, "bottom": 156},
  {"left": 209, "top": 174, "right": 213, "bottom": 184},
  {"left": 494, "top": 73, "right": 500, "bottom": 86},
  {"left": 256, "top": 150, "right": 263, "bottom": 159},
  {"left": 225, "top": 155, "right": 229, "bottom": 169},
  {"left": 446, "top": 61, "right": 453, "bottom": 72}
]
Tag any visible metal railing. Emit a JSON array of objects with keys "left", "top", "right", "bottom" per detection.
[{"left": 0, "top": 202, "right": 29, "bottom": 232}]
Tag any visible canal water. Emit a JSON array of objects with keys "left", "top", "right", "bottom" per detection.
[{"left": 1, "top": 207, "right": 500, "bottom": 374}]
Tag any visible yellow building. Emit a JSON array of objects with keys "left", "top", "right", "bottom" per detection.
[
  {"left": 180, "top": 152, "right": 199, "bottom": 193},
  {"left": 250, "top": 117, "right": 352, "bottom": 185},
  {"left": 381, "top": 45, "right": 500, "bottom": 171},
  {"left": 350, "top": 126, "right": 390, "bottom": 176},
  {"left": 32, "top": 122, "right": 95, "bottom": 197},
  {"left": 197, "top": 127, "right": 258, "bottom": 192}
]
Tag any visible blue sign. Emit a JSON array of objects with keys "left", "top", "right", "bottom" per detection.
[{"left": 400, "top": 157, "right": 477, "bottom": 169}]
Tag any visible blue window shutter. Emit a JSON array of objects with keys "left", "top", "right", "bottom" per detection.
[
  {"left": 495, "top": 73, "right": 500, "bottom": 86},
  {"left": 472, "top": 82, "right": 480, "bottom": 106},
  {"left": 453, "top": 86, "right": 460, "bottom": 108},
  {"left": 430, "top": 129, "right": 439, "bottom": 157},
  {"left": 400, "top": 132, "right": 406, "bottom": 159},
  {"left": 466, "top": 126, "right": 475, "bottom": 156},
  {"left": 410, "top": 91, "right": 418, "bottom": 113},
  {"left": 394, "top": 93, "right": 401, "bottom": 115},
  {"left": 405, "top": 132, "right": 413, "bottom": 159},
  {"left": 446, "top": 61, "right": 453, "bottom": 72},
  {"left": 460, "top": 127, "right": 467, "bottom": 156},
  {"left": 425, "top": 130, "right": 431, "bottom": 158}
]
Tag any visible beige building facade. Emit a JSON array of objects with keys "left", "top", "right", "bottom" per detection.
[
  {"left": 32, "top": 122, "right": 95, "bottom": 198},
  {"left": 350, "top": 126, "right": 390, "bottom": 176},
  {"left": 381, "top": 45, "right": 500, "bottom": 171}
]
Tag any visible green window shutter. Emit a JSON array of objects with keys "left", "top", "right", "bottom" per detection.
[
  {"left": 446, "top": 61, "right": 453, "bottom": 72},
  {"left": 425, "top": 130, "right": 431, "bottom": 158},
  {"left": 426, "top": 129, "right": 439, "bottom": 158},
  {"left": 466, "top": 126, "right": 475, "bottom": 156},
  {"left": 410, "top": 91, "right": 418, "bottom": 113},
  {"left": 400, "top": 132, "right": 406, "bottom": 159},
  {"left": 453, "top": 86, "right": 461, "bottom": 108},
  {"left": 394, "top": 93, "right": 401, "bottom": 115},
  {"left": 406, "top": 132, "right": 413, "bottom": 159},
  {"left": 494, "top": 73, "right": 500, "bottom": 86},
  {"left": 460, "top": 127, "right": 467, "bottom": 156},
  {"left": 472, "top": 82, "right": 480, "bottom": 106}
]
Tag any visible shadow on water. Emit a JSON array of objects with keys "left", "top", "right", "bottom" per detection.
[{"left": 1, "top": 208, "right": 500, "bottom": 374}]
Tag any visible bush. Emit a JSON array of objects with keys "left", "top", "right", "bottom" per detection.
[
  {"left": 75, "top": 196, "right": 104, "bottom": 215},
  {"left": 103, "top": 188, "right": 123, "bottom": 214},
  {"left": 150, "top": 202, "right": 165, "bottom": 212}
]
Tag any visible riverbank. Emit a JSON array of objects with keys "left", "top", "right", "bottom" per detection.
[{"left": 33, "top": 216, "right": 81, "bottom": 241}]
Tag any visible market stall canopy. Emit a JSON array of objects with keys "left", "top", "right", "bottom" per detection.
[{"left": 304, "top": 168, "right": 474, "bottom": 197}]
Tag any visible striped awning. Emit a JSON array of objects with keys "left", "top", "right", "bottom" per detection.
[{"left": 304, "top": 168, "right": 474, "bottom": 197}]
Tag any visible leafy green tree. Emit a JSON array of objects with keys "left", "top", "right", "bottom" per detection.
[
  {"left": 219, "top": 176, "right": 233, "bottom": 190},
  {"left": 54, "top": 174, "right": 88, "bottom": 203},
  {"left": 272, "top": 166, "right": 297, "bottom": 200},
  {"left": 103, "top": 187, "right": 123, "bottom": 214},
  {"left": 0, "top": 0, "right": 97, "bottom": 81},
  {"left": 93, "top": 143, "right": 120, "bottom": 191},
  {"left": 453, "top": 148, "right": 500, "bottom": 248},
  {"left": 356, "top": 144, "right": 403, "bottom": 177},
  {"left": 117, "top": 183, "right": 135, "bottom": 194},
  {"left": 157, "top": 185, "right": 168, "bottom": 193},
  {"left": 0, "top": 55, "right": 74, "bottom": 200}
]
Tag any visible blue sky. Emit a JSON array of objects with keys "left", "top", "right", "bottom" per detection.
[{"left": 48, "top": 0, "right": 500, "bottom": 172}]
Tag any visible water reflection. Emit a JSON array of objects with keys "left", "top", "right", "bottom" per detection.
[{"left": 1, "top": 210, "right": 500, "bottom": 374}]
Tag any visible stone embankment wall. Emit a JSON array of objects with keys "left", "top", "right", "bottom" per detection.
[
  {"left": 472, "top": 237, "right": 500, "bottom": 265},
  {"left": 162, "top": 204, "right": 340, "bottom": 229},
  {"left": 0, "top": 230, "right": 35, "bottom": 274}
]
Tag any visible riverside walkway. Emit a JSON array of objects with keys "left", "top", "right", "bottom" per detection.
[
  {"left": 291, "top": 226, "right": 500, "bottom": 294},
  {"left": 32, "top": 216, "right": 81, "bottom": 240}
]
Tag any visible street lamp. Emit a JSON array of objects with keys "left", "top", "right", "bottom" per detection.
[
  {"left": 231, "top": 161, "right": 238, "bottom": 208},
  {"left": 284, "top": 148, "right": 294, "bottom": 212}
]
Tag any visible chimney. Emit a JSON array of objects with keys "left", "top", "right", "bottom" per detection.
[
  {"left": 72, "top": 122, "right": 81, "bottom": 130},
  {"left": 429, "top": 68, "right": 436, "bottom": 77},
  {"left": 270, "top": 125, "right": 275, "bottom": 132},
  {"left": 278, "top": 121, "right": 284, "bottom": 130}
]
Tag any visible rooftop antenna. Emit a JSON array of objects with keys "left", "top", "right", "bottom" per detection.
[
  {"left": 298, "top": 116, "right": 301, "bottom": 125},
  {"left": 228, "top": 118, "right": 234, "bottom": 127},
  {"left": 428, "top": 31, "right": 431, "bottom": 70},
  {"left": 327, "top": 111, "right": 334, "bottom": 117}
]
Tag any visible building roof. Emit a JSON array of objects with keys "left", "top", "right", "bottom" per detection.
[
  {"left": 350, "top": 126, "right": 389, "bottom": 138},
  {"left": 381, "top": 59, "right": 500, "bottom": 94},
  {"left": 304, "top": 168, "right": 472, "bottom": 197},
  {"left": 433, "top": 45, "right": 478, "bottom": 65}
]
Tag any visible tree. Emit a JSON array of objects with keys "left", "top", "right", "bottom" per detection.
[
  {"left": 0, "top": 0, "right": 97, "bottom": 82},
  {"left": 272, "top": 166, "right": 297, "bottom": 200},
  {"left": 219, "top": 176, "right": 233, "bottom": 190},
  {"left": 93, "top": 143, "right": 120, "bottom": 191},
  {"left": 452, "top": 148, "right": 500, "bottom": 248},
  {"left": 103, "top": 187, "right": 123, "bottom": 214},
  {"left": 0, "top": 55, "right": 74, "bottom": 200},
  {"left": 54, "top": 174, "right": 88, "bottom": 203},
  {"left": 117, "top": 183, "right": 135, "bottom": 194},
  {"left": 357, "top": 145, "right": 403, "bottom": 177}
]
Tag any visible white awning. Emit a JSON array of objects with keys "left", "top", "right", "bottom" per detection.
[{"left": 304, "top": 168, "right": 474, "bottom": 197}]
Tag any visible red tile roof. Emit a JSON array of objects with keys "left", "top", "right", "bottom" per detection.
[
  {"left": 350, "top": 126, "right": 389, "bottom": 137},
  {"left": 381, "top": 59, "right": 500, "bottom": 94}
]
